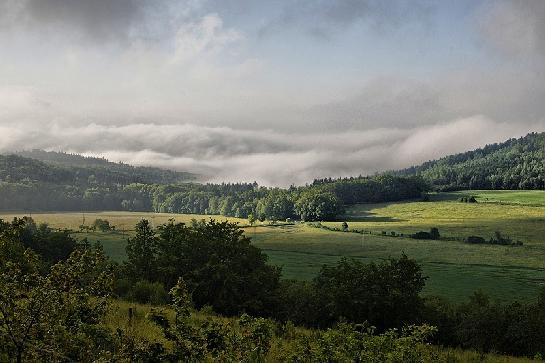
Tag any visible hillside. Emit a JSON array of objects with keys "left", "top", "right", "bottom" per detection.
[
  {"left": 0, "top": 152, "right": 196, "bottom": 211},
  {"left": 13, "top": 149, "right": 196, "bottom": 185},
  {"left": 396, "top": 132, "right": 545, "bottom": 191}
]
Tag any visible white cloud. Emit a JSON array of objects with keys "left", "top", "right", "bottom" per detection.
[{"left": 172, "top": 13, "right": 242, "bottom": 64}]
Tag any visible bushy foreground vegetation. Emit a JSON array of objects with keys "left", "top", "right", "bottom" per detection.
[
  {"left": 0, "top": 217, "right": 441, "bottom": 362},
  {"left": 3, "top": 216, "right": 545, "bottom": 361}
]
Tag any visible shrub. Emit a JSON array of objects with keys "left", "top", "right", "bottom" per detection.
[
  {"left": 412, "top": 231, "right": 432, "bottom": 239},
  {"left": 313, "top": 255, "right": 426, "bottom": 330},
  {"left": 281, "top": 323, "right": 441, "bottom": 362},
  {"left": 114, "top": 277, "right": 133, "bottom": 299},
  {"left": 92, "top": 218, "right": 113, "bottom": 232},
  {"left": 466, "top": 236, "right": 486, "bottom": 244},
  {"left": 413, "top": 228, "right": 440, "bottom": 240},
  {"left": 131, "top": 280, "right": 169, "bottom": 305}
]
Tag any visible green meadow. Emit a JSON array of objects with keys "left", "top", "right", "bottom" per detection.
[{"left": 2, "top": 190, "right": 544, "bottom": 303}]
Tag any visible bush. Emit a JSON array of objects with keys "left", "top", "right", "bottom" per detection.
[
  {"left": 412, "top": 231, "right": 432, "bottom": 239},
  {"left": 313, "top": 255, "right": 426, "bottom": 330},
  {"left": 430, "top": 227, "right": 440, "bottom": 240},
  {"left": 412, "top": 228, "right": 440, "bottom": 240},
  {"left": 466, "top": 236, "right": 486, "bottom": 244},
  {"left": 131, "top": 280, "right": 169, "bottom": 305},
  {"left": 281, "top": 323, "right": 441, "bottom": 362},
  {"left": 92, "top": 218, "right": 113, "bottom": 232},
  {"left": 114, "top": 277, "right": 133, "bottom": 299}
]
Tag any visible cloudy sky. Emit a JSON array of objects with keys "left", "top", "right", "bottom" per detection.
[{"left": 0, "top": 0, "right": 544, "bottom": 185}]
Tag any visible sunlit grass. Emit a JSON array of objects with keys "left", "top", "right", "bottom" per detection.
[
  {"left": 106, "top": 299, "right": 537, "bottom": 363},
  {"left": 2, "top": 191, "right": 545, "bottom": 302}
]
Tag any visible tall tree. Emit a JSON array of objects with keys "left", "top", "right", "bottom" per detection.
[{"left": 125, "top": 219, "right": 158, "bottom": 282}]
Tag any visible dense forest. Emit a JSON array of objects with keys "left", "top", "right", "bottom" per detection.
[
  {"left": 397, "top": 132, "right": 545, "bottom": 191},
  {"left": 0, "top": 151, "right": 426, "bottom": 220}
]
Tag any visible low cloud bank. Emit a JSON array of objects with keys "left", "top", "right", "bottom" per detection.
[{"left": 0, "top": 116, "right": 541, "bottom": 186}]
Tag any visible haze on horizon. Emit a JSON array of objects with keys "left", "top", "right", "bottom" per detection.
[{"left": 0, "top": 0, "right": 544, "bottom": 186}]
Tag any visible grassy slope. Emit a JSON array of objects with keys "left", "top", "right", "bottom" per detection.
[
  {"left": 107, "top": 299, "right": 536, "bottom": 363},
  {"left": 2, "top": 190, "right": 544, "bottom": 302}
]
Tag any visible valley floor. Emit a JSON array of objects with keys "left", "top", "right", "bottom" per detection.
[{"left": 2, "top": 190, "right": 545, "bottom": 302}]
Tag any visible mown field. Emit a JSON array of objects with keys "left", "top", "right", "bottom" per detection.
[{"left": 2, "top": 190, "right": 544, "bottom": 303}]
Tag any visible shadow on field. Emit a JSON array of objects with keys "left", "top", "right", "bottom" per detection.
[
  {"left": 345, "top": 215, "right": 404, "bottom": 222},
  {"left": 429, "top": 192, "right": 464, "bottom": 202},
  {"left": 342, "top": 207, "right": 405, "bottom": 222}
]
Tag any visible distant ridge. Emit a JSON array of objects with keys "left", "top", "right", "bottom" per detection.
[
  {"left": 11, "top": 149, "right": 196, "bottom": 185},
  {"left": 395, "top": 132, "right": 545, "bottom": 191},
  {"left": 0, "top": 150, "right": 197, "bottom": 211},
  {"left": 17, "top": 149, "right": 122, "bottom": 168}
]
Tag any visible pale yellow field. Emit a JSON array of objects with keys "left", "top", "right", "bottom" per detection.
[{"left": 0, "top": 211, "right": 247, "bottom": 232}]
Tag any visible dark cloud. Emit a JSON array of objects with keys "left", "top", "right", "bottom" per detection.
[
  {"left": 259, "top": 0, "right": 435, "bottom": 39},
  {"left": 0, "top": 0, "right": 195, "bottom": 44},
  {"left": 27, "top": 0, "right": 142, "bottom": 42}
]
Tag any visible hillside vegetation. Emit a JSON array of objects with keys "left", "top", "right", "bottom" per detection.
[
  {"left": 7, "top": 150, "right": 196, "bottom": 185},
  {"left": 4, "top": 132, "right": 545, "bottom": 216},
  {"left": 0, "top": 151, "right": 427, "bottom": 218},
  {"left": 397, "top": 132, "right": 545, "bottom": 190}
]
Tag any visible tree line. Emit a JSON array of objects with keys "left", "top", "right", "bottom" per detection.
[{"left": 0, "top": 157, "right": 426, "bottom": 221}]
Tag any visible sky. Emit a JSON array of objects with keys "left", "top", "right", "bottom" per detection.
[{"left": 0, "top": 0, "right": 544, "bottom": 185}]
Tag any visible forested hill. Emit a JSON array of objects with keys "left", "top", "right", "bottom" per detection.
[
  {"left": 9, "top": 150, "right": 196, "bottom": 185},
  {"left": 0, "top": 152, "right": 196, "bottom": 211},
  {"left": 396, "top": 132, "right": 545, "bottom": 191},
  {"left": 0, "top": 150, "right": 426, "bottom": 217}
]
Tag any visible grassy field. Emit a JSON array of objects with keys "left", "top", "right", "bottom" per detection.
[
  {"left": 448, "top": 190, "right": 545, "bottom": 206},
  {"left": 2, "top": 190, "right": 544, "bottom": 303}
]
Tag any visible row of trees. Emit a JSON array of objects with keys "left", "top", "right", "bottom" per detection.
[{"left": 0, "top": 174, "right": 426, "bottom": 221}]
